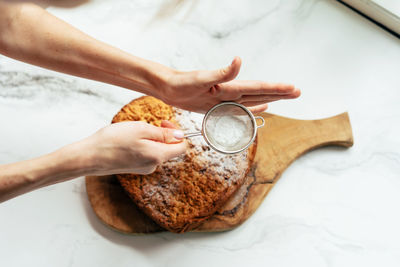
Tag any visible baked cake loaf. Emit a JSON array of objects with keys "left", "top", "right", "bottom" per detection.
[{"left": 112, "top": 96, "right": 256, "bottom": 233}]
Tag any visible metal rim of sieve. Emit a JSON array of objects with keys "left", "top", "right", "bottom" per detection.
[{"left": 201, "top": 102, "right": 265, "bottom": 154}]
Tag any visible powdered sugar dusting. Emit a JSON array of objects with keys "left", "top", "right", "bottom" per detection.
[{"left": 168, "top": 108, "right": 248, "bottom": 184}]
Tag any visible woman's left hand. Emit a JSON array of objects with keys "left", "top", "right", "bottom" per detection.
[{"left": 155, "top": 57, "right": 301, "bottom": 113}]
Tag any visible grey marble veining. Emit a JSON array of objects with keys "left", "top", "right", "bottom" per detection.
[{"left": 0, "top": 71, "right": 103, "bottom": 100}]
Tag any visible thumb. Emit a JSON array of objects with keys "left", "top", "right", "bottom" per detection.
[
  {"left": 202, "top": 56, "right": 242, "bottom": 85},
  {"left": 143, "top": 123, "right": 185, "bottom": 144}
]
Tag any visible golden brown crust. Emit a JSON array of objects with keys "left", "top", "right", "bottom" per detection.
[
  {"left": 114, "top": 96, "right": 257, "bottom": 233},
  {"left": 111, "top": 96, "right": 174, "bottom": 126}
]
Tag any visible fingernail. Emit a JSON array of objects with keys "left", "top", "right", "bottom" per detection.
[{"left": 173, "top": 130, "right": 184, "bottom": 139}]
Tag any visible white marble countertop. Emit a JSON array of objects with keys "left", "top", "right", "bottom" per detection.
[{"left": 1, "top": 0, "right": 400, "bottom": 266}]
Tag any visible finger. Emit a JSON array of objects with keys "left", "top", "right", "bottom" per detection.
[
  {"left": 161, "top": 120, "right": 179, "bottom": 129},
  {"left": 241, "top": 100, "right": 275, "bottom": 108},
  {"left": 198, "top": 56, "right": 241, "bottom": 86},
  {"left": 238, "top": 90, "right": 301, "bottom": 103},
  {"left": 141, "top": 123, "right": 184, "bottom": 144},
  {"left": 144, "top": 139, "right": 187, "bottom": 161},
  {"left": 248, "top": 103, "right": 269, "bottom": 114},
  {"left": 219, "top": 80, "right": 298, "bottom": 95}
]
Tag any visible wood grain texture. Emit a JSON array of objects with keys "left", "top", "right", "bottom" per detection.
[{"left": 85, "top": 112, "right": 353, "bottom": 234}]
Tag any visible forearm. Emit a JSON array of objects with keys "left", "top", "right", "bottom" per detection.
[
  {"left": 0, "top": 142, "right": 93, "bottom": 203},
  {"left": 0, "top": 1, "right": 171, "bottom": 97}
]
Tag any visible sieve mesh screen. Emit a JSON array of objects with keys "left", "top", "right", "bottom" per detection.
[{"left": 204, "top": 105, "right": 254, "bottom": 152}]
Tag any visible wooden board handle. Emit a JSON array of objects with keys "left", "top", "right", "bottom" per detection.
[{"left": 255, "top": 112, "right": 354, "bottom": 183}]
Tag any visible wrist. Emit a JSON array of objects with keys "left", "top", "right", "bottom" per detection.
[
  {"left": 31, "top": 141, "right": 95, "bottom": 187},
  {"left": 130, "top": 57, "right": 177, "bottom": 100},
  {"left": 57, "top": 140, "right": 98, "bottom": 178},
  {"left": 88, "top": 44, "right": 176, "bottom": 99}
]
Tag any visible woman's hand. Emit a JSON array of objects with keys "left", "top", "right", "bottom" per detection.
[
  {"left": 0, "top": 121, "right": 186, "bottom": 202},
  {"left": 81, "top": 121, "right": 186, "bottom": 176},
  {"left": 155, "top": 57, "right": 301, "bottom": 113}
]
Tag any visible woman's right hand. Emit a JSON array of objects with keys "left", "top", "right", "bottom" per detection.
[
  {"left": 80, "top": 121, "right": 186, "bottom": 176},
  {"left": 0, "top": 120, "right": 186, "bottom": 203}
]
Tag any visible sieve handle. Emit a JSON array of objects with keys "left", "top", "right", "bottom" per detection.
[
  {"left": 255, "top": 116, "right": 265, "bottom": 128},
  {"left": 184, "top": 132, "right": 202, "bottom": 138}
]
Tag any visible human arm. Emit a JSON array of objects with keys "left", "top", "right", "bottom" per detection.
[
  {"left": 0, "top": 121, "right": 186, "bottom": 203},
  {"left": 0, "top": 1, "right": 300, "bottom": 113}
]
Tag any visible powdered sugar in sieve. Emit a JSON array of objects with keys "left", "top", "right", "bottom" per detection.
[{"left": 185, "top": 102, "right": 265, "bottom": 154}]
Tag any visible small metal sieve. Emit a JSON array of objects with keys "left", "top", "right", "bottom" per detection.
[{"left": 184, "top": 102, "right": 265, "bottom": 154}]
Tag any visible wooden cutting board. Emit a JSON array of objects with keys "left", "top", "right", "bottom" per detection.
[{"left": 85, "top": 112, "right": 353, "bottom": 234}]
